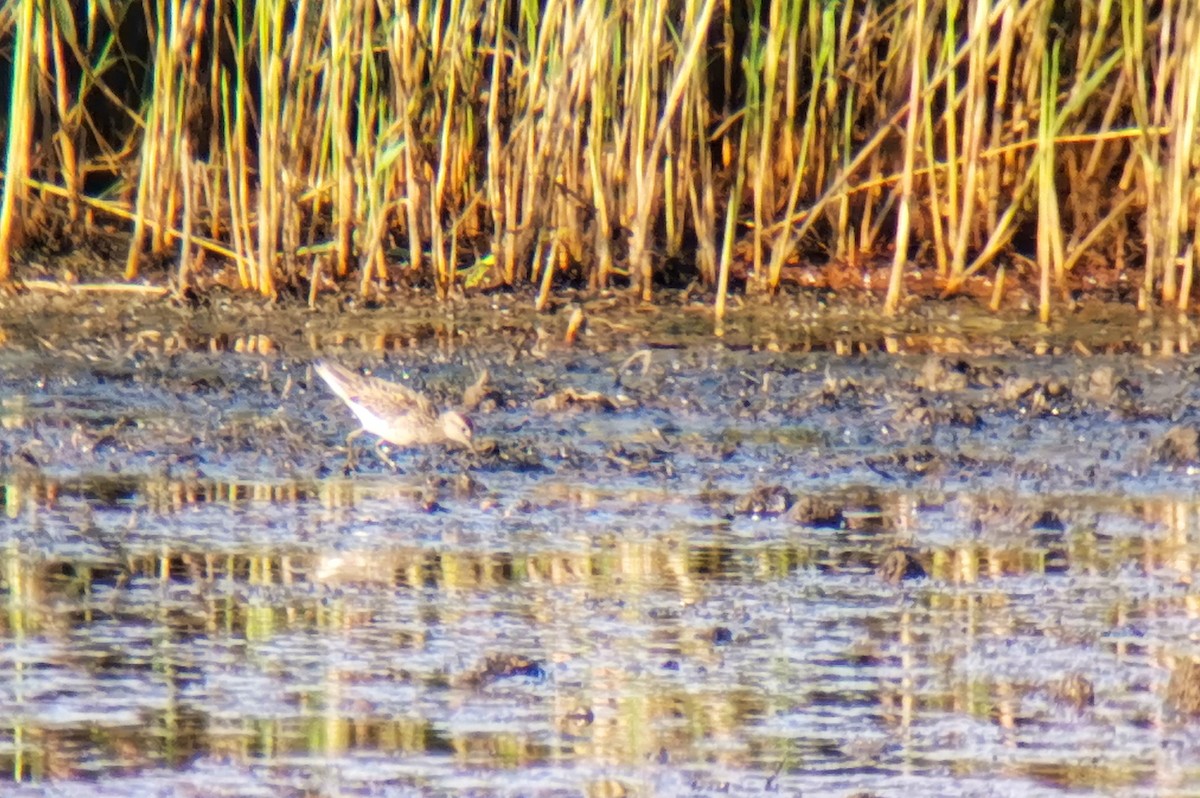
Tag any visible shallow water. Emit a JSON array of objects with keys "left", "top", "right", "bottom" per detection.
[{"left": 3, "top": 293, "right": 1200, "bottom": 796}]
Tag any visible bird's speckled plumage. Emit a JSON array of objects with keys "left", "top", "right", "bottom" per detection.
[{"left": 314, "top": 360, "right": 474, "bottom": 450}]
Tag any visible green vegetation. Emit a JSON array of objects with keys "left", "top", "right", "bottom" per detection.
[{"left": 0, "top": 0, "right": 1193, "bottom": 319}]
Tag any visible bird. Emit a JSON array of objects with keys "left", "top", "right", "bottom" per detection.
[{"left": 313, "top": 360, "right": 475, "bottom": 458}]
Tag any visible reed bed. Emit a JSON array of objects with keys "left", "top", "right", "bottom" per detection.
[{"left": 0, "top": 0, "right": 1195, "bottom": 319}]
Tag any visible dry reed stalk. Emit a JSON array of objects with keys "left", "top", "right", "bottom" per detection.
[
  {"left": 326, "top": 0, "right": 356, "bottom": 279},
  {"left": 623, "top": 0, "right": 665, "bottom": 301},
  {"left": 1035, "top": 39, "right": 1062, "bottom": 323},
  {"left": 47, "top": 11, "right": 82, "bottom": 227},
  {"left": 1181, "top": 245, "right": 1195, "bottom": 313},
  {"left": 399, "top": 26, "right": 427, "bottom": 285},
  {"left": 0, "top": 0, "right": 38, "bottom": 283},
  {"left": 1049, "top": 0, "right": 1124, "bottom": 288},
  {"left": 582, "top": 0, "right": 618, "bottom": 288},
  {"left": 220, "top": 75, "right": 253, "bottom": 290},
  {"left": 766, "top": 0, "right": 835, "bottom": 291},
  {"left": 689, "top": 92, "right": 718, "bottom": 287},
  {"left": 483, "top": 0, "right": 510, "bottom": 285},
  {"left": 429, "top": 2, "right": 462, "bottom": 293},
  {"left": 626, "top": 0, "right": 716, "bottom": 302},
  {"left": 883, "top": 0, "right": 924, "bottom": 316},
  {"left": 124, "top": 0, "right": 200, "bottom": 280},
  {"left": 750, "top": 0, "right": 777, "bottom": 285},
  {"left": 252, "top": 0, "right": 288, "bottom": 297},
  {"left": 1122, "top": 0, "right": 1160, "bottom": 305},
  {"left": 1163, "top": 0, "right": 1200, "bottom": 309},
  {"left": 178, "top": 136, "right": 195, "bottom": 294},
  {"left": 715, "top": 105, "right": 750, "bottom": 322},
  {"left": 350, "top": 0, "right": 406, "bottom": 298},
  {"left": 945, "top": 0, "right": 990, "bottom": 285},
  {"left": 20, "top": 281, "right": 171, "bottom": 296},
  {"left": 936, "top": 1, "right": 960, "bottom": 278}
]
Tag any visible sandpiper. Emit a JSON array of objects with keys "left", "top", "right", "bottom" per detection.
[{"left": 314, "top": 360, "right": 474, "bottom": 452}]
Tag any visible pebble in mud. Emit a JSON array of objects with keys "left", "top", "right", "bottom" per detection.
[
  {"left": 460, "top": 368, "right": 503, "bottom": 411},
  {"left": 1151, "top": 426, "right": 1200, "bottom": 467},
  {"left": 710, "top": 627, "right": 734, "bottom": 646},
  {"left": 915, "top": 357, "right": 970, "bottom": 392},
  {"left": 421, "top": 472, "right": 487, "bottom": 500},
  {"left": 459, "top": 654, "right": 547, "bottom": 688},
  {"left": 733, "top": 485, "right": 794, "bottom": 517},
  {"left": 877, "top": 549, "right": 927, "bottom": 584},
  {"left": 785, "top": 496, "right": 846, "bottom": 528},
  {"left": 864, "top": 448, "right": 944, "bottom": 481},
  {"left": 914, "top": 357, "right": 1005, "bottom": 392},
  {"left": 894, "top": 400, "right": 983, "bottom": 430},
  {"left": 473, "top": 439, "right": 550, "bottom": 473},
  {"left": 1085, "top": 365, "right": 1142, "bottom": 409},
  {"left": 604, "top": 441, "right": 674, "bottom": 476}
]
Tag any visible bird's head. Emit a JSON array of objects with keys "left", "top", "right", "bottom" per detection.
[{"left": 441, "top": 411, "right": 475, "bottom": 450}]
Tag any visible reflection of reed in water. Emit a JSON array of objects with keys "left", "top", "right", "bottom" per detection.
[{"left": 1166, "top": 658, "right": 1200, "bottom": 717}]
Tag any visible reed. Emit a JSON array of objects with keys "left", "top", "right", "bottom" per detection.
[
  {"left": 0, "top": 0, "right": 1195, "bottom": 318},
  {"left": 0, "top": 7, "right": 29, "bottom": 281}
]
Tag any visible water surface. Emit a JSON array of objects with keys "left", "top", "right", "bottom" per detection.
[{"left": 2, "top": 293, "right": 1200, "bottom": 796}]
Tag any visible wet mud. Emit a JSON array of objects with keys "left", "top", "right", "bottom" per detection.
[{"left": 3, "top": 289, "right": 1200, "bottom": 796}]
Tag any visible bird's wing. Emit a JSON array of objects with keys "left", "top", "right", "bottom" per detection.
[
  {"left": 364, "top": 378, "right": 436, "bottom": 416},
  {"left": 316, "top": 359, "right": 437, "bottom": 417}
]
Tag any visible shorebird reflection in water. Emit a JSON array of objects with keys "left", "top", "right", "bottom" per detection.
[{"left": 314, "top": 360, "right": 474, "bottom": 464}]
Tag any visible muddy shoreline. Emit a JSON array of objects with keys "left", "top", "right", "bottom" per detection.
[{"left": 4, "top": 288, "right": 1200, "bottom": 796}]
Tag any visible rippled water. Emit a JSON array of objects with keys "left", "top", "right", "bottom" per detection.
[{"left": 3, "top": 294, "right": 1200, "bottom": 796}]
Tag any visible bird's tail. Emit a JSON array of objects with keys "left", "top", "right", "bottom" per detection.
[{"left": 313, "top": 360, "right": 359, "bottom": 403}]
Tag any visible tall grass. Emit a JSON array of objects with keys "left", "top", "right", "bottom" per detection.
[
  {"left": 0, "top": 0, "right": 40, "bottom": 283},
  {"left": 0, "top": 0, "right": 1196, "bottom": 318}
]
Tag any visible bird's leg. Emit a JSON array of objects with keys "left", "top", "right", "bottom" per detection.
[
  {"left": 344, "top": 428, "right": 364, "bottom": 470},
  {"left": 374, "top": 440, "right": 402, "bottom": 472}
]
